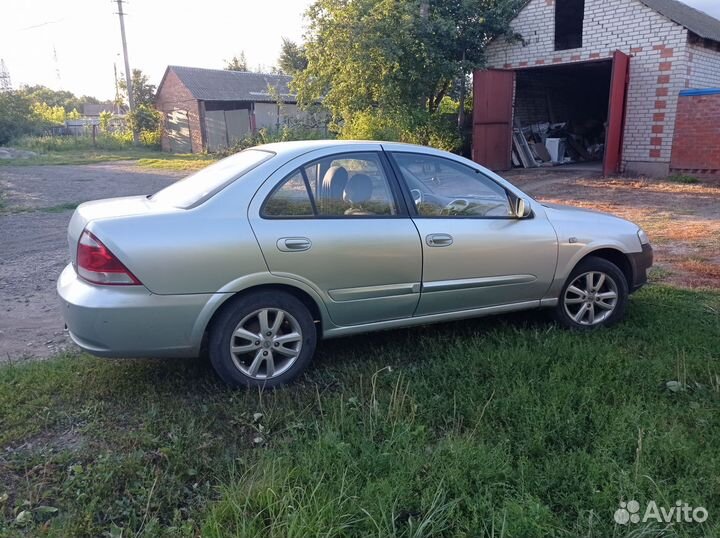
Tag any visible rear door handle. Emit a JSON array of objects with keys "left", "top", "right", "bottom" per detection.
[
  {"left": 277, "top": 237, "right": 312, "bottom": 252},
  {"left": 426, "top": 233, "right": 453, "bottom": 247}
]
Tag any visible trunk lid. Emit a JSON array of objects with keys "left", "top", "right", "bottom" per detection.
[{"left": 67, "top": 196, "right": 178, "bottom": 265}]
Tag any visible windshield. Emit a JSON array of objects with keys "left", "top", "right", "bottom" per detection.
[{"left": 151, "top": 149, "right": 274, "bottom": 208}]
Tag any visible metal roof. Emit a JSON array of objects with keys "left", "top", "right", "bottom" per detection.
[
  {"left": 166, "top": 66, "right": 296, "bottom": 102},
  {"left": 639, "top": 0, "right": 720, "bottom": 42}
]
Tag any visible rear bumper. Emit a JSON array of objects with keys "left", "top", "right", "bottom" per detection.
[
  {"left": 57, "top": 264, "right": 213, "bottom": 358},
  {"left": 628, "top": 243, "right": 654, "bottom": 292}
]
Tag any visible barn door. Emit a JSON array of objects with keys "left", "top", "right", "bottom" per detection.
[
  {"left": 205, "top": 110, "right": 228, "bottom": 152},
  {"left": 604, "top": 51, "right": 630, "bottom": 176},
  {"left": 166, "top": 110, "right": 191, "bottom": 153},
  {"left": 472, "top": 69, "right": 515, "bottom": 171}
]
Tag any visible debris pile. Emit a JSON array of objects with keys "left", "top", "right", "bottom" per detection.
[{"left": 512, "top": 119, "right": 605, "bottom": 168}]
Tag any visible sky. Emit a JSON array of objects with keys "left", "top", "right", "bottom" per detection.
[{"left": 1, "top": 0, "right": 719, "bottom": 101}]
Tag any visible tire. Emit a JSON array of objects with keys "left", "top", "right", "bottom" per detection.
[
  {"left": 208, "top": 291, "right": 317, "bottom": 389},
  {"left": 553, "top": 256, "right": 629, "bottom": 330}
]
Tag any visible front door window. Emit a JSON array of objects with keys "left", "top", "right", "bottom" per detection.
[{"left": 392, "top": 153, "right": 513, "bottom": 218}]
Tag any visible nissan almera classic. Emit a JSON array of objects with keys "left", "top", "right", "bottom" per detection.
[{"left": 58, "top": 141, "right": 653, "bottom": 388}]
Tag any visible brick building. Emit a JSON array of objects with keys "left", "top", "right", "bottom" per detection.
[
  {"left": 155, "top": 66, "right": 302, "bottom": 153},
  {"left": 475, "top": 0, "right": 720, "bottom": 177}
]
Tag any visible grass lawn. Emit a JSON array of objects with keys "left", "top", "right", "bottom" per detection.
[
  {"left": 136, "top": 157, "right": 216, "bottom": 172},
  {"left": 0, "top": 149, "right": 216, "bottom": 170},
  {"left": 1, "top": 286, "right": 719, "bottom": 537}
]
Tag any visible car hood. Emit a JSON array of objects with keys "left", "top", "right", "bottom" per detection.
[
  {"left": 542, "top": 202, "right": 632, "bottom": 224},
  {"left": 541, "top": 202, "right": 642, "bottom": 250}
]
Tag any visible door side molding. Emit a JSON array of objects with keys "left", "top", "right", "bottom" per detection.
[
  {"left": 328, "top": 282, "right": 421, "bottom": 302},
  {"left": 422, "top": 274, "right": 536, "bottom": 293}
]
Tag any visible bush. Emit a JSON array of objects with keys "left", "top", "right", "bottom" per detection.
[
  {"left": 128, "top": 104, "right": 162, "bottom": 134},
  {"left": 0, "top": 92, "right": 39, "bottom": 145},
  {"left": 341, "top": 108, "right": 463, "bottom": 153},
  {"left": 217, "top": 124, "right": 331, "bottom": 157},
  {"left": 667, "top": 174, "right": 700, "bottom": 184}
]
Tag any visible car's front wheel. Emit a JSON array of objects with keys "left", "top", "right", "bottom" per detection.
[
  {"left": 554, "top": 256, "right": 629, "bottom": 329},
  {"left": 208, "top": 291, "right": 317, "bottom": 388}
]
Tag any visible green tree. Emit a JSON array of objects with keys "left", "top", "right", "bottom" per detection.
[
  {"left": 16, "top": 85, "right": 103, "bottom": 113},
  {"left": 99, "top": 110, "right": 112, "bottom": 132},
  {"left": 224, "top": 52, "right": 248, "bottom": 71},
  {"left": 127, "top": 103, "right": 161, "bottom": 134},
  {"left": 278, "top": 38, "right": 308, "bottom": 74},
  {"left": 421, "top": 0, "right": 522, "bottom": 127},
  {"left": 119, "top": 68, "right": 157, "bottom": 107},
  {"left": 31, "top": 102, "right": 66, "bottom": 125},
  {"left": 294, "top": 0, "right": 520, "bottom": 145},
  {"left": 0, "top": 91, "right": 36, "bottom": 145}
]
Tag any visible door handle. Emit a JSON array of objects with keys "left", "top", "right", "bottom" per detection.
[
  {"left": 426, "top": 233, "right": 453, "bottom": 247},
  {"left": 277, "top": 237, "right": 312, "bottom": 252}
]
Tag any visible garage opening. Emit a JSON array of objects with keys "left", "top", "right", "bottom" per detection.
[{"left": 512, "top": 60, "right": 612, "bottom": 171}]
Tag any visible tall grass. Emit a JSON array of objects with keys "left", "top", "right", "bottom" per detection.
[{"left": 13, "top": 132, "right": 158, "bottom": 153}]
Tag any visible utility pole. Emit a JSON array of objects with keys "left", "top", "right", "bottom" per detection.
[
  {"left": 113, "top": 62, "right": 120, "bottom": 114},
  {"left": 0, "top": 59, "right": 11, "bottom": 92},
  {"left": 115, "top": 0, "right": 138, "bottom": 143}
]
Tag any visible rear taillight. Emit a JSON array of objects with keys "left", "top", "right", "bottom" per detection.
[{"left": 76, "top": 230, "right": 141, "bottom": 286}]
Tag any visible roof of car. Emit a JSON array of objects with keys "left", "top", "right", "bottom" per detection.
[{"left": 256, "top": 139, "right": 436, "bottom": 155}]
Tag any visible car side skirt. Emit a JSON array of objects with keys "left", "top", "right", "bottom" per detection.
[{"left": 322, "top": 299, "right": 543, "bottom": 339}]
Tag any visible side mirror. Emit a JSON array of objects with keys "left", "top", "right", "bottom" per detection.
[{"left": 514, "top": 197, "right": 532, "bottom": 219}]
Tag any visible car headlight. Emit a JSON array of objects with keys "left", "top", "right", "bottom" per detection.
[{"left": 637, "top": 229, "right": 650, "bottom": 245}]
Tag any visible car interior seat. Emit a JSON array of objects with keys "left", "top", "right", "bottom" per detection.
[
  {"left": 343, "top": 174, "right": 375, "bottom": 215},
  {"left": 319, "top": 166, "right": 348, "bottom": 215}
]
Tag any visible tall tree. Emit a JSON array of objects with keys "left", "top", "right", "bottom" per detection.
[
  {"left": 294, "top": 0, "right": 520, "bottom": 137},
  {"left": 17, "top": 85, "right": 101, "bottom": 113},
  {"left": 421, "top": 0, "right": 522, "bottom": 127},
  {"left": 118, "top": 69, "right": 157, "bottom": 107},
  {"left": 224, "top": 52, "right": 249, "bottom": 71},
  {"left": 278, "top": 38, "right": 308, "bottom": 74},
  {"left": 0, "top": 91, "right": 35, "bottom": 145}
]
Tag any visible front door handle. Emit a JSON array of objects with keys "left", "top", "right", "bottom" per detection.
[
  {"left": 426, "top": 233, "right": 453, "bottom": 247},
  {"left": 277, "top": 237, "right": 312, "bottom": 252}
]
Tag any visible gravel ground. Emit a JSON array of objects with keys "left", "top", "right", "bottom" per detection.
[{"left": 0, "top": 162, "right": 184, "bottom": 361}]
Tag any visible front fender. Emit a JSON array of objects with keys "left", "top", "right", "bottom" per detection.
[{"left": 543, "top": 240, "right": 637, "bottom": 300}]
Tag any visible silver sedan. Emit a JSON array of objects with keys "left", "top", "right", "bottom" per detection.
[{"left": 58, "top": 141, "right": 653, "bottom": 387}]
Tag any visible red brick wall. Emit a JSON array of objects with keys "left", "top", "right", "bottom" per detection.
[
  {"left": 155, "top": 69, "right": 204, "bottom": 153},
  {"left": 670, "top": 91, "right": 720, "bottom": 180}
]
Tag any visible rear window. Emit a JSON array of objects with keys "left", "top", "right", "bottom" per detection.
[{"left": 151, "top": 149, "right": 274, "bottom": 208}]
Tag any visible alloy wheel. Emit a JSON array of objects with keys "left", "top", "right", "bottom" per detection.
[
  {"left": 563, "top": 271, "right": 619, "bottom": 326},
  {"left": 229, "top": 308, "right": 303, "bottom": 380}
]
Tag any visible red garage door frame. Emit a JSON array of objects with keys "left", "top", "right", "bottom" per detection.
[{"left": 472, "top": 53, "right": 630, "bottom": 176}]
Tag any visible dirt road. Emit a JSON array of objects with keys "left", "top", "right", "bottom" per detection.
[{"left": 0, "top": 163, "right": 184, "bottom": 361}]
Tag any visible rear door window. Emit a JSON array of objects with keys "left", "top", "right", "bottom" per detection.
[{"left": 262, "top": 152, "right": 398, "bottom": 218}]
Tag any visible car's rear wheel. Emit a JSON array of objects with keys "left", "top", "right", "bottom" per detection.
[
  {"left": 554, "top": 257, "right": 629, "bottom": 330},
  {"left": 208, "top": 291, "right": 317, "bottom": 388}
]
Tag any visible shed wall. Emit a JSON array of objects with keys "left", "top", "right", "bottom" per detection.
[
  {"left": 155, "top": 69, "right": 204, "bottom": 153},
  {"left": 687, "top": 41, "right": 720, "bottom": 88}
]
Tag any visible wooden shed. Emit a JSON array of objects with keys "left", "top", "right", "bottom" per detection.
[{"left": 155, "top": 66, "right": 302, "bottom": 153}]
